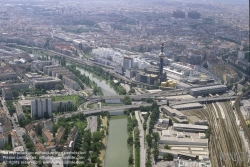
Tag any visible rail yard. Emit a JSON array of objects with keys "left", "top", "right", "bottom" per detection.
[{"left": 181, "top": 101, "right": 249, "bottom": 167}]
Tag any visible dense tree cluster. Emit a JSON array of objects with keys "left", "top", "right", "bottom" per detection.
[
  {"left": 128, "top": 88, "right": 135, "bottom": 94},
  {"left": 73, "top": 64, "right": 127, "bottom": 95},
  {"left": 126, "top": 112, "right": 140, "bottom": 167},
  {"left": 74, "top": 112, "right": 110, "bottom": 167},
  {"left": 6, "top": 100, "right": 15, "bottom": 116},
  {"left": 149, "top": 102, "right": 160, "bottom": 134},
  {"left": 66, "top": 65, "right": 103, "bottom": 95},
  {"left": 22, "top": 134, "right": 35, "bottom": 152},
  {"left": 123, "top": 95, "right": 132, "bottom": 105},
  {"left": 110, "top": 80, "right": 127, "bottom": 95},
  {"left": 134, "top": 127, "right": 140, "bottom": 167},
  {"left": 55, "top": 84, "right": 64, "bottom": 90},
  {"left": 163, "top": 153, "right": 173, "bottom": 161}
]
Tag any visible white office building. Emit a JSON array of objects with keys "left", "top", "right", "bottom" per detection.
[
  {"left": 31, "top": 98, "right": 52, "bottom": 118},
  {"left": 123, "top": 57, "right": 134, "bottom": 70}
]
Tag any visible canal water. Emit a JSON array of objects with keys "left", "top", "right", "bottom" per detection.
[
  {"left": 104, "top": 115, "right": 129, "bottom": 167},
  {"left": 76, "top": 67, "right": 117, "bottom": 96},
  {"left": 77, "top": 67, "right": 129, "bottom": 167}
]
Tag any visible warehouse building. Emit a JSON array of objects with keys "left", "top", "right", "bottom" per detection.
[
  {"left": 173, "top": 123, "right": 208, "bottom": 133},
  {"left": 171, "top": 103, "right": 203, "bottom": 110},
  {"left": 159, "top": 137, "right": 208, "bottom": 146},
  {"left": 161, "top": 106, "right": 186, "bottom": 119},
  {"left": 189, "top": 85, "right": 227, "bottom": 96}
]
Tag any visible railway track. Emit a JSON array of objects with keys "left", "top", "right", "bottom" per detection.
[
  {"left": 234, "top": 90, "right": 250, "bottom": 149},
  {"left": 182, "top": 101, "right": 249, "bottom": 166}
]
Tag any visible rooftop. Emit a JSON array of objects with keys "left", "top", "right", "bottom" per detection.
[
  {"left": 18, "top": 100, "right": 31, "bottom": 106},
  {"left": 42, "top": 127, "right": 54, "bottom": 142},
  {"left": 173, "top": 123, "right": 208, "bottom": 130},
  {"left": 191, "top": 85, "right": 227, "bottom": 92},
  {"left": 172, "top": 103, "right": 203, "bottom": 109}
]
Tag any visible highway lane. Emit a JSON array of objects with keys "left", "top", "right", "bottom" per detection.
[
  {"left": 90, "top": 116, "right": 97, "bottom": 133},
  {"left": 54, "top": 103, "right": 154, "bottom": 119},
  {"left": 54, "top": 96, "right": 237, "bottom": 118},
  {"left": 89, "top": 90, "right": 187, "bottom": 100},
  {"left": 170, "top": 96, "right": 237, "bottom": 106}
]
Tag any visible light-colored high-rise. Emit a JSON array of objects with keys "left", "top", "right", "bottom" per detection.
[
  {"left": 31, "top": 98, "right": 52, "bottom": 118},
  {"left": 123, "top": 57, "right": 133, "bottom": 70}
]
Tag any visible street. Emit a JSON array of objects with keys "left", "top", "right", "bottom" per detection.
[
  {"left": 135, "top": 111, "right": 146, "bottom": 167},
  {"left": 1, "top": 99, "right": 37, "bottom": 167}
]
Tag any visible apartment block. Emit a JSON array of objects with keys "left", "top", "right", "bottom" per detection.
[
  {"left": 31, "top": 98, "right": 52, "bottom": 118},
  {"left": 62, "top": 76, "right": 79, "bottom": 90},
  {"left": 42, "top": 127, "right": 54, "bottom": 142},
  {"left": 2, "top": 88, "right": 13, "bottom": 100},
  {"left": 55, "top": 126, "right": 65, "bottom": 144}
]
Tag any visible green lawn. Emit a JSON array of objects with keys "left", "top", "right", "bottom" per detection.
[
  {"left": 101, "top": 102, "right": 123, "bottom": 107},
  {"left": 87, "top": 103, "right": 94, "bottom": 109},
  {"left": 53, "top": 95, "right": 78, "bottom": 103}
]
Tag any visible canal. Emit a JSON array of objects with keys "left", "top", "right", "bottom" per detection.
[
  {"left": 77, "top": 67, "right": 129, "bottom": 167},
  {"left": 76, "top": 67, "right": 117, "bottom": 96},
  {"left": 104, "top": 115, "right": 129, "bottom": 167}
]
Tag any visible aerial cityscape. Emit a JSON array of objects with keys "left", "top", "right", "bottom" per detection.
[{"left": 0, "top": 0, "right": 249, "bottom": 167}]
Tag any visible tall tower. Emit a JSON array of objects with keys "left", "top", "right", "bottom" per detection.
[{"left": 159, "top": 43, "right": 165, "bottom": 83}]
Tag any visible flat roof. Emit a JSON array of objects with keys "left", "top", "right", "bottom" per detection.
[
  {"left": 162, "top": 106, "right": 185, "bottom": 117},
  {"left": 18, "top": 100, "right": 31, "bottom": 106},
  {"left": 160, "top": 136, "right": 208, "bottom": 144},
  {"left": 172, "top": 103, "right": 203, "bottom": 109},
  {"left": 191, "top": 85, "right": 227, "bottom": 92},
  {"left": 147, "top": 89, "right": 162, "bottom": 93},
  {"left": 173, "top": 123, "right": 208, "bottom": 130}
]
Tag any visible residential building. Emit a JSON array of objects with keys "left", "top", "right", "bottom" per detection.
[
  {"left": 43, "top": 120, "right": 53, "bottom": 132},
  {"left": 64, "top": 126, "right": 78, "bottom": 152},
  {"left": 0, "top": 110, "right": 12, "bottom": 149},
  {"left": 0, "top": 73, "right": 17, "bottom": 81},
  {"left": 2, "top": 88, "right": 13, "bottom": 100},
  {"left": 0, "top": 109, "right": 12, "bottom": 134},
  {"left": 16, "top": 102, "right": 24, "bottom": 121},
  {"left": 55, "top": 127, "right": 65, "bottom": 144},
  {"left": 62, "top": 76, "right": 79, "bottom": 91},
  {"left": 0, "top": 82, "right": 29, "bottom": 90},
  {"left": 31, "top": 98, "right": 52, "bottom": 118},
  {"left": 0, "top": 124, "right": 10, "bottom": 149},
  {"left": 31, "top": 77, "right": 62, "bottom": 90},
  {"left": 173, "top": 10, "right": 185, "bottom": 18},
  {"left": 188, "top": 11, "right": 201, "bottom": 19},
  {"left": 42, "top": 127, "right": 54, "bottom": 142},
  {"left": 210, "top": 61, "right": 239, "bottom": 83},
  {"left": 52, "top": 101, "right": 73, "bottom": 112}
]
